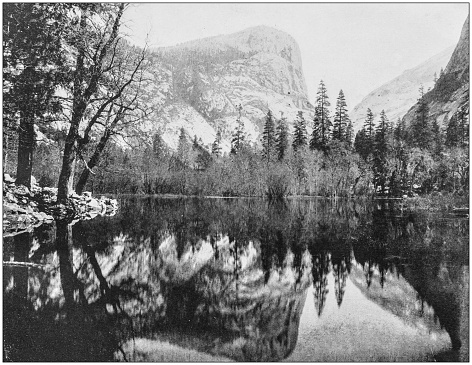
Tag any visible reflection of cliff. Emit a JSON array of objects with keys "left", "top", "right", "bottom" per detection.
[
  {"left": 156, "top": 235, "right": 313, "bottom": 361},
  {"left": 350, "top": 261, "right": 444, "bottom": 335},
  {"left": 351, "top": 207, "right": 468, "bottom": 357}
]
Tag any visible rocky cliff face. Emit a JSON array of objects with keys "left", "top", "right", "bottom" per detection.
[
  {"left": 402, "top": 15, "right": 469, "bottom": 127},
  {"left": 142, "top": 26, "right": 314, "bottom": 151},
  {"left": 350, "top": 46, "right": 454, "bottom": 132}
]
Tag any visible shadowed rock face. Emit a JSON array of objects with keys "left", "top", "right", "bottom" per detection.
[
  {"left": 402, "top": 15, "right": 469, "bottom": 127},
  {"left": 143, "top": 26, "right": 314, "bottom": 151}
]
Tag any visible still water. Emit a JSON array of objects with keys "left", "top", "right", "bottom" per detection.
[{"left": 3, "top": 197, "right": 469, "bottom": 361}]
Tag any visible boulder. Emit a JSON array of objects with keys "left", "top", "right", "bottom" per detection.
[
  {"left": 87, "top": 198, "right": 101, "bottom": 211},
  {"left": 14, "top": 185, "right": 32, "bottom": 197},
  {"left": 3, "top": 174, "right": 15, "bottom": 183}
]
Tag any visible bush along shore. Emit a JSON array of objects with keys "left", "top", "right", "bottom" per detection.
[{"left": 3, "top": 174, "right": 118, "bottom": 237}]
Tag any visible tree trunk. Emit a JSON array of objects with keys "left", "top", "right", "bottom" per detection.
[
  {"left": 57, "top": 122, "right": 80, "bottom": 203},
  {"left": 56, "top": 220, "right": 76, "bottom": 308},
  {"left": 16, "top": 112, "right": 35, "bottom": 188},
  {"left": 75, "top": 129, "right": 111, "bottom": 194}
]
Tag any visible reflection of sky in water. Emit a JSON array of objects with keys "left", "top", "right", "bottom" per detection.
[{"left": 3, "top": 197, "right": 469, "bottom": 361}]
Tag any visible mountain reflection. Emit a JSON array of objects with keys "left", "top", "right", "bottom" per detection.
[{"left": 3, "top": 197, "right": 468, "bottom": 361}]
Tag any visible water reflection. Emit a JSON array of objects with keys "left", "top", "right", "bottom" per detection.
[{"left": 3, "top": 197, "right": 469, "bottom": 361}]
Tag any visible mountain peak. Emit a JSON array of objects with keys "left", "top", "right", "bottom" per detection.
[
  {"left": 148, "top": 25, "right": 312, "bottom": 152},
  {"left": 160, "top": 25, "right": 303, "bottom": 71}
]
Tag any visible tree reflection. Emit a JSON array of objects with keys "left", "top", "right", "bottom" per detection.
[
  {"left": 312, "top": 252, "right": 330, "bottom": 316},
  {"left": 3, "top": 197, "right": 468, "bottom": 361},
  {"left": 333, "top": 258, "right": 348, "bottom": 306},
  {"left": 351, "top": 204, "right": 468, "bottom": 355}
]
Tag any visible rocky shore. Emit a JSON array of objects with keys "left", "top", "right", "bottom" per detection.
[{"left": 3, "top": 174, "right": 118, "bottom": 237}]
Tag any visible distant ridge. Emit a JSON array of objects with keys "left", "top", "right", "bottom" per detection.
[{"left": 351, "top": 46, "right": 454, "bottom": 131}]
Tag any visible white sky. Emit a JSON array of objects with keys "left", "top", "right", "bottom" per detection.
[{"left": 122, "top": 2, "right": 469, "bottom": 108}]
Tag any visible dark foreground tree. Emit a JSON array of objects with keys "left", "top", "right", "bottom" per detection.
[
  {"left": 57, "top": 4, "right": 146, "bottom": 203},
  {"left": 3, "top": 3, "right": 69, "bottom": 187}
]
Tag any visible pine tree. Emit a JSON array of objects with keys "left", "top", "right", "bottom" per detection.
[
  {"left": 332, "top": 90, "right": 349, "bottom": 142},
  {"left": 364, "top": 108, "right": 375, "bottom": 140},
  {"left": 292, "top": 111, "right": 308, "bottom": 152},
  {"left": 231, "top": 105, "right": 246, "bottom": 154},
  {"left": 375, "top": 110, "right": 390, "bottom": 155},
  {"left": 192, "top": 135, "right": 199, "bottom": 149},
  {"left": 211, "top": 129, "right": 222, "bottom": 157},
  {"left": 354, "top": 128, "right": 368, "bottom": 159},
  {"left": 261, "top": 109, "right": 276, "bottom": 162},
  {"left": 275, "top": 112, "right": 289, "bottom": 160},
  {"left": 345, "top": 118, "right": 354, "bottom": 147},
  {"left": 445, "top": 113, "right": 460, "bottom": 148},
  {"left": 373, "top": 110, "right": 390, "bottom": 194},
  {"left": 4, "top": 3, "right": 71, "bottom": 188},
  {"left": 152, "top": 130, "right": 165, "bottom": 159},
  {"left": 309, "top": 115, "right": 323, "bottom": 151},
  {"left": 314, "top": 80, "right": 331, "bottom": 148},
  {"left": 394, "top": 118, "right": 406, "bottom": 143},
  {"left": 431, "top": 118, "right": 443, "bottom": 156},
  {"left": 409, "top": 85, "right": 432, "bottom": 149},
  {"left": 445, "top": 105, "right": 469, "bottom": 149},
  {"left": 177, "top": 127, "right": 190, "bottom": 167}
]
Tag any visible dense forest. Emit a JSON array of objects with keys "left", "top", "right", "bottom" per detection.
[{"left": 3, "top": 4, "right": 469, "bottom": 201}]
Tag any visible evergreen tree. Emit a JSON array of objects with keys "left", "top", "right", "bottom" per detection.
[
  {"left": 309, "top": 115, "right": 323, "bottom": 151},
  {"left": 3, "top": 3, "right": 71, "bottom": 187},
  {"left": 332, "top": 90, "right": 350, "bottom": 143},
  {"left": 211, "top": 129, "right": 222, "bottom": 157},
  {"left": 261, "top": 109, "right": 276, "bottom": 162},
  {"left": 354, "top": 128, "right": 368, "bottom": 159},
  {"left": 445, "top": 113, "right": 460, "bottom": 148},
  {"left": 314, "top": 80, "right": 331, "bottom": 148},
  {"left": 231, "top": 105, "right": 246, "bottom": 154},
  {"left": 345, "top": 119, "right": 354, "bottom": 147},
  {"left": 394, "top": 117, "right": 407, "bottom": 143},
  {"left": 431, "top": 118, "right": 443, "bottom": 156},
  {"left": 375, "top": 110, "right": 390, "bottom": 156},
  {"left": 177, "top": 127, "right": 190, "bottom": 167},
  {"left": 363, "top": 108, "right": 375, "bottom": 154},
  {"left": 445, "top": 105, "right": 468, "bottom": 149},
  {"left": 373, "top": 110, "right": 390, "bottom": 194},
  {"left": 152, "top": 130, "right": 165, "bottom": 159},
  {"left": 275, "top": 112, "right": 289, "bottom": 160},
  {"left": 292, "top": 111, "right": 308, "bottom": 152},
  {"left": 409, "top": 85, "right": 432, "bottom": 149}
]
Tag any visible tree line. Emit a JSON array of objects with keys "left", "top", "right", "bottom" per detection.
[{"left": 3, "top": 4, "right": 469, "bottom": 201}]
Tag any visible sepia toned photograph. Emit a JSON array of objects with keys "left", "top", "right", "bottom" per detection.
[{"left": 3, "top": 2, "right": 469, "bottom": 362}]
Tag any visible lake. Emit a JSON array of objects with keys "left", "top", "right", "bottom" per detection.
[{"left": 3, "top": 196, "right": 469, "bottom": 361}]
